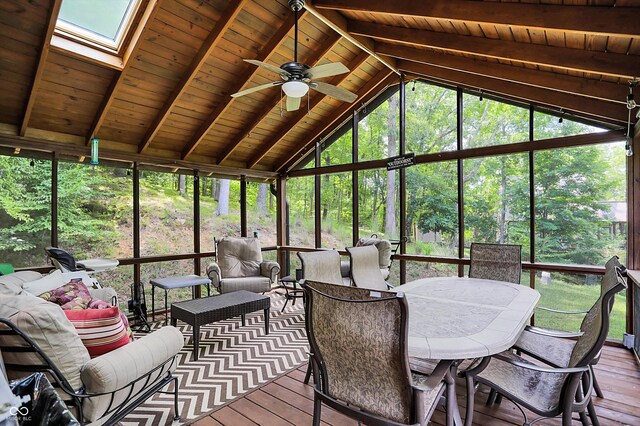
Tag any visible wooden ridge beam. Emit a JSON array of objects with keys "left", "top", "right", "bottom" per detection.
[
  {"left": 138, "top": 0, "right": 250, "bottom": 154},
  {"left": 397, "top": 59, "right": 629, "bottom": 125},
  {"left": 376, "top": 43, "right": 629, "bottom": 105},
  {"left": 87, "top": 0, "right": 162, "bottom": 144},
  {"left": 276, "top": 68, "right": 395, "bottom": 173},
  {"left": 304, "top": 2, "right": 399, "bottom": 75},
  {"left": 349, "top": 20, "right": 640, "bottom": 79},
  {"left": 314, "top": 0, "right": 640, "bottom": 38},
  {"left": 20, "top": 0, "right": 63, "bottom": 136},
  {"left": 215, "top": 30, "right": 341, "bottom": 165},
  {"left": 247, "top": 50, "right": 370, "bottom": 169}
]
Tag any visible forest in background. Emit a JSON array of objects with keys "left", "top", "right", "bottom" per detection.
[{"left": 0, "top": 81, "right": 628, "bottom": 337}]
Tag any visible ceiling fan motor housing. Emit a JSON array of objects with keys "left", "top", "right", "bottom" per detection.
[
  {"left": 288, "top": 0, "right": 305, "bottom": 12},
  {"left": 280, "top": 62, "right": 310, "bottom": 80}
]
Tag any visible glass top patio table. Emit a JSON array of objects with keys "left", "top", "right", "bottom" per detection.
[{"left": 392, "top": 277, "right": 540, "bottom": 360}]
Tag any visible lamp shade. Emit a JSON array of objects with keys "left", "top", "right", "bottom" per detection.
[{"left": 282, "top": 80, "right": 308, "bottom": 98}]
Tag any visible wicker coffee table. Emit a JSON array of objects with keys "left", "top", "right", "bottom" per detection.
[{"left": 170, "top": 291, "right": 270, "bottom": 360}]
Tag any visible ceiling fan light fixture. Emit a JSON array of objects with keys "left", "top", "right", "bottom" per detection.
[{"left": 282, "top": 80, "right": 308, "bottom": 98}]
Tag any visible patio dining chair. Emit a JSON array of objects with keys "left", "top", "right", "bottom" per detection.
[
  {"left": 469, "top": 243, "right": 522, "bottom": 284},
  {"left": 346, "top": 245, "right": 392, "bottom": 291},
  {"left": 304, "top": 280, "right": 455, "bottom": 426},
  {"left": 511, "top": 255, "right": 625, "bottom": 400},
  {"left": 464, "top": 263, "right": 627, "bottom": 426},
  {"left": 297, "top": 250, "right": 345, "bottom": 286}
]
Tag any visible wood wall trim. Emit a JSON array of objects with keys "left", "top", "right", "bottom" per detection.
[
  {"left": 314, "top": 0, "right": 640, "bottom": 37},
  {"left": 138, "top": 0, "right": 250, "bottom": 154},
  {"left": 20, "top": 0, "right": 63, "bottom": 137},
  {"left": 376, "top": 43, "right": 628, "bottom": 105},
  {"left": 304, "top": 3, "right": 399, "bottom": 75},
  {"left": 86, "top": 0, "right": 164, "bottom": 143},
  {"left": 350, "top": 20, "right": 640, "bottom": 79},
  {"left": 276, "top": 69, "right": 396, "bottom": 173},
  {"left": 398, "top": 60, "right": 629, "bottom": 124},
  {"left": 247, "top": 50, "right": 370, "bottom": 168}
]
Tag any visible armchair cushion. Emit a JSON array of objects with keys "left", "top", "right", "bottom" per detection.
[
  {"left": 22, "top": 270, "right": 65, "bottom": 296},
  {"left": 219, "top": 276, "right": 271, "bottom": 294},
  {"left": 206, "top": 262, "right": 222, "bottom": 287},
  {"left": 0, "top": 292, "right": 90, "bottom": 390},
  {"left": 217, "top": 237, "right": 262, "bottom": 278},
  {"left": 357, "top": 238, "right": 392, "bottom": 269},
  {"left": 88, "top": 287, "right": 117, "bottom": 306},
  {"left": 81, "top": 326, "right": 183, "bottom": 421},
  {"left": 260, "top": 260, "right": 280, "bottom": 283}
]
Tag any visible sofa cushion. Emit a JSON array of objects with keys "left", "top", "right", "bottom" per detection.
[
  {"left": 0, "top": 271, "right": 43, "bottom": 295},
  {"left": 64, "top": 307, "right": 130, "bottom": 358},
  {"left": 218, "top": 237, "right": 262, "bottom": 278},
  {"left": 22, "top": 270, "right": 65, "bottom": 296},
  {"left": 0, "top": 292, "right": 90, "bottom": 390}
]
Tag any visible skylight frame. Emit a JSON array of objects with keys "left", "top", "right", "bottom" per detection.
[{"left": 55, "top": 0, "right": 143, "bottom": 54}]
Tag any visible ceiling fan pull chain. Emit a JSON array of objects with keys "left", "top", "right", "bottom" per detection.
[
  {"left": 280, "top": 88, "right": 284, "bottom": 117},
  {"left": 307, "top": 92, "right": 310, "bottom": 115}
]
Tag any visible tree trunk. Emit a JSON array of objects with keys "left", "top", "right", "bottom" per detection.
[
  {"left": 498, "top": 157, "right": 507, "bottom": 244},
  {"left": 178, "top": 174, "right": 186, "bottom": 196},
  {"left": 385, "top": 94, "right": 398, "bottom": 238},
  {"left": 216, "top": 179, "right": 230, "bottom": 215},
  {"left": 256, "top": 183, "right": 269, "bottom": 217}
]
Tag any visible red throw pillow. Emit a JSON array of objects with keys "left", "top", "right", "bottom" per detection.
[{"left": 63, "top": 307, "right": 130, "bottom": 357}]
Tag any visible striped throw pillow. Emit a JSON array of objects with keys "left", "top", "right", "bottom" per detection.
[{"left": 63, "top": 307, "right": 130, "bottom": 357}]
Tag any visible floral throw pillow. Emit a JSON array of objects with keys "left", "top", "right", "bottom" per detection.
[{"left": 39, "top": 279, "right": 92, "bottom": 309}]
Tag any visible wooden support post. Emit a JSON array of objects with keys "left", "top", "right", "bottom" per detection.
[
  {"left": 276, "top": 177, "right": 287, "bottom": 274},
  {"left": 399, "top": 75, "right": 407, "bottom": 284},
  {"left": 456, "top": 88, "right": 465, "bottom": 278},
  {"left": 194, "top": 170, "right": 201, "bottom": 296},
  {"left": 315, "top": 143, "right": 322, "bottom": 248},
  {"left": 133, "top": 163, "right": 141, "bottom": 303},
  {"left": 51, "top": 153, "right": 58, "bottom": 247},
  {"left": 352, "top": 111, "right": 359, "bottom": 246},
  {"left": 240, "top": 176, "right": 247, "bottom": 237}
]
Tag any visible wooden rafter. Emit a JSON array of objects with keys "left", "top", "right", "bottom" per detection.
[
  {"left": 86, "top": 0, "right": 162, "bottom": 144},
  {"left": 376, "top": 43, "right": 629, "bottom": 105},
  {"left": 304, "top": 2, "right": 399, "bottom": 75},
  {"left": 314, "top": 0, "right": 640, "bottom": 37},
  {"left": 349, "top": 20, "right": 640, "bottom": 79},
  {"left": 276, "top": 68, "right": 395, "bottom": 172},
  {"left": 397, "top": 59, "right": 628, "bottom": 125},
  {"left": 248, "top": 50, "right": 370, "bottom": 168},
  {"left": 210, "top": 10, "right": 322, "bottom": 164},
  {"left": 20, "top": 0, "right": 63, "bottom": 137},
  {"left": 138, "top": 0, "right": 249, "bottom": 154}
]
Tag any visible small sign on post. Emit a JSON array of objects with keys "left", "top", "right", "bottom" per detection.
[{"left": 386, "top": 153, "right": 416, "bottom": 171}]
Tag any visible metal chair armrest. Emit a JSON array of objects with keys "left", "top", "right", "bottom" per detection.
[
  {"left": 536, "top": 306, "right": 589, "bottom": 315},
  {"left": 412, "top": 359, "right": 453, "bottom": 392},
  {"left": 492, "top": 353, "right": 588, "bottom": 374},
  {"left": 523, "top": 325, "right": 583, "bottom": 338}
]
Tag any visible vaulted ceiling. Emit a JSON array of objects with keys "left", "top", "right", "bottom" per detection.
[{"left": 1, "top": 0, "right": 638, "bottom": 177}]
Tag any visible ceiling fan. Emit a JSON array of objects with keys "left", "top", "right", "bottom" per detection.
[{"left": 230, "top": 0, "right": 358, "bottom": 112}]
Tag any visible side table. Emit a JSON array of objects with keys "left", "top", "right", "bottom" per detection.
[
  {"left": 150, "top": 275, "right": 211, "bottom": 324},
  {"left": 279, "top": 275, "right": 305, "bottom": 312}
]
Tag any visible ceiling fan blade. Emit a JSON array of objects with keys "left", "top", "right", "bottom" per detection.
[
  {"left": 311, "top": 81, "right": 358, "bottom": 103},
  {"left": 231, "top": 81, "right": 282, "bottom": 98},
  {"left": 306, "top": 62, "right": 349, "bottom": 79},
  {"left": 286, "top": 96, "right": 301, "bottom": 112},
  {"left": 244, "top": 59, "right": 287, "bottom": 76}
]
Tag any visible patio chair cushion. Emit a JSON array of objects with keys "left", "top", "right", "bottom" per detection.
[
  {"left": 0, "top": 271, "right": 43, "bottom": 294},
  {"left": 0, "top": 292, "right": 90, "bottom": 390},
  {"left": 478, "top": 351, "right": 567, "bottom": 413},
  {"left": 217, "top": 237, "right": 262, "bottom": 278}
]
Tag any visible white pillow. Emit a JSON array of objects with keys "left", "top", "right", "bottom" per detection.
[{"left": 22, "top": 270, "right": 65, "bottom": 296}]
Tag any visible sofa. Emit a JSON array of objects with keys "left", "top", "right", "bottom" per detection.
[
  {"left": 0, "top": 270, "right": 184, "bottom": 425},
  {"left": 207, "top": 237, "right": 280, "bottom": 294}
]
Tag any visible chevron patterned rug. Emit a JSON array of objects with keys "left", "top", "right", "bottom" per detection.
[{"left": 120, "top": 291, "right": 308, "bottom": 426}]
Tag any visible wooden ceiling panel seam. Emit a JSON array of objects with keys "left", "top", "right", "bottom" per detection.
[
  {"left": 210, "top": 30, "right": 342, "bottom": 165},
  {"left": 313, "top": 0, "right": 640, "bottom": 38},
  {"left": 348, "top": 20, "right": 640, "bottom": 79},
  {"left": 246, "top": 49, "right": 371, "bottom": 168},
  {"left": 137, "top": 0, "right": 250, "bottom": 154},
  {"left": 177, "top": 9, "right": 303, "bottom": 161},
  {"left": 275, "top": 68, "right": 396, "bottom": 172},
  {"left": 397, "top": 59, "right": 628, "bottom": 125},
  {"left": 19, "top": 0, "right": 62, "bottom": 137},
  {"left": 87, "top": 0, "right": 164, "bottom": 144},
  {"left": 375, "top": 42, "right": 629, "bottom": 104}
]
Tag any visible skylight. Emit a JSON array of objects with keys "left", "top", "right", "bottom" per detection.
[{"left": 56, "top": 0, "right": 141, "bottom": 52}]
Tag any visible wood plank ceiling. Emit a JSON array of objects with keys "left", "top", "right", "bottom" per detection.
[{"left": 0, "top": 0, "right": 638, "bottom": 177}]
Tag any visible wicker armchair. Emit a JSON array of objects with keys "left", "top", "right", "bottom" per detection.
[
  {"left": 304, "top": 280, "right": 454, "bottom": 426},
  {"left": 206, "top": 237, "right": 279, "bottom": 294},
  {"left": 469, "top": 243, "right": 522, "bottom": 284},
  {"left": 464, "top": 261, "right": 627, "bottom": 426},
  {"left": 511, "top": 256, "right": 625, "bottom": 400},
  {"left": 346, "top": 245, "right": 392, "bottom": 291}
]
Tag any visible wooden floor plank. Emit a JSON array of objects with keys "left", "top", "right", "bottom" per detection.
[{"left": 207, "top": 346, "right": 639, "bottom": 425}]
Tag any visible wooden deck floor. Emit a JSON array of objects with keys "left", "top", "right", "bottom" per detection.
[{"left": 192, "top": 345, "right": 639, "bottom": 426}]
